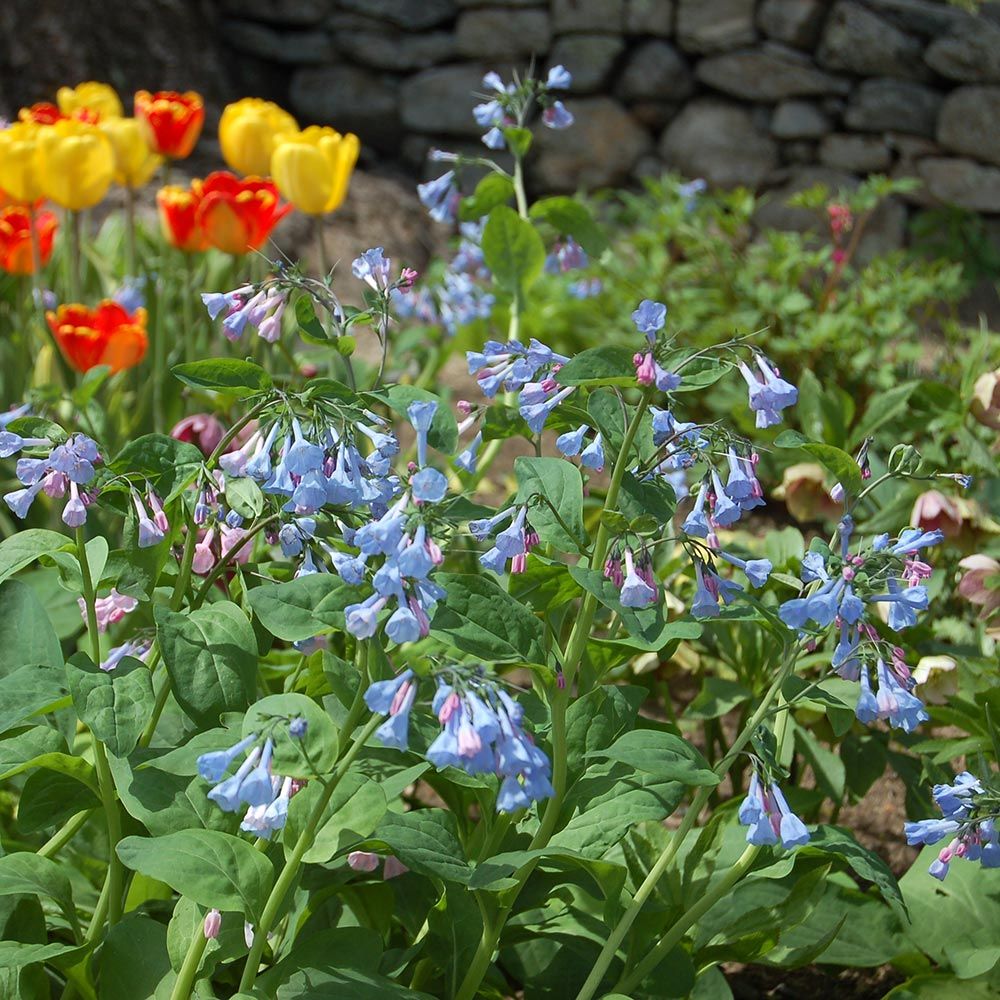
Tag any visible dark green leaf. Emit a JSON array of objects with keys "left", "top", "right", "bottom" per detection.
[
  {"left": 172, "top": 359, "right": 272, "bottom": 398},
  {"left": 459, "top": 173, "right": 514, "bottom": 222},
  {"left": 529, "top": 196, "right": 609, "bottom": 256},
  {"left": 514, "top": 456, "right": 586, "bottom": 551},
  {"left": 0, "top": 531, "right": 72, "bottom": 585},
  {"left": 588, "top": 730, "right": 719, "bottom": 786},
  {"left": 556, "top": 346, "right": 637, "bottom": 388},
  {"left": 481, "top": 205, "right": 545, "bottom": 296},
  {"left": 66, "top": 654, "right": 154, "bottom": 758},
  {"left": 371, "top": 809, "right": 472, "bottom": 884},
  {"left": 110, "top": 434, "right": 204, "bottom": 502}
]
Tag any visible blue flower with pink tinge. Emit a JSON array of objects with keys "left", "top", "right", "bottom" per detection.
[{"left": 739, "top": 773, "right": 810, "bottom": 849}]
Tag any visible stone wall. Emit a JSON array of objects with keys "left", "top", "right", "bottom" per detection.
[{"left": 216, "top": 0, "right": 1000, "bottom": 229}]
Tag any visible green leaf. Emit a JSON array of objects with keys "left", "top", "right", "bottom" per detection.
[
  {"left": 529, "top": 196, "right": 609, "bottom": 256},
  {"left": 283, "top": 771, "right": 387, "bottom": 863},
  {"left": 0, "top": 726, "right": 66, "bottom": 776},
  {"left": 0, "top": 530, "right": 72, "bottom": 585},
  {"left": 99, "top": 913, "right": 171, "bottom": 1000},
  {"left": 379, "top": 385, "right": 458, "bottom": 455},
  {"left": 110, "top": 434, "right": 204, "bottom": 502},
  {"left": 618, "top": 472, "right": 677, "bottom": 524},
  {"left": 514, "top": 456, "right": 586, "bottom": 551},
  {"left": 0, "top": 665, "right": 68, "bottom": 734},
  {"left": 774, "top": 430, "right": 862, "bottom": 499},
  {"left": 853, "top": 380, "right": 919, "bottom": 445},
  {"left": 459, "top": 172, "right": 514, "bottom": 222},
  {"left": 117, "top": 830, "right": 275, "bottom": 921},
  {"left": 481, "top": 205, "right": 545, "bottom": 296},
  {"left": 552, "top": 761, "right": 685, "bottom": 857},
  {"left": 66, "top": 654, "right": 154, "bottom": 758},
  {"left": 588, "top": 730, "right": 719, "bottom": 786},
  {"left": 685, "top": 676, "right": 753, "bottom": 720},
  {"left": 0, "top": 579, "right": 63, "bottom": 677},
  {"left": 295, "top": 295, "right": 330, "bottom": 343},
  {"left": 431, "top": 573, "right": 546, "bottom": 664},
  {"left": 370, "top": 809, "right": 472, "bottom": 884},
  {"left": 18, "top": 768, "right": 99, "bottom": 832},
  {"left": 172, "top": 358, "right": 273, "bottom": 398},
  {"left": 805, "top": 825, "right": 905, "bottom": 920},
  {"left": 0, "top": 941, "right": 86, "bottom": 970},
  {"left": 556, "top": 346, "right": 637, "bottom": 388},
  {"left": 242, "top": 693, "right": 341, "bottom": 778},
  {"left": 502, "top": 125, "right": 533, "bottom": 158},
  {"left": 225, "top": 476, "right": 264, "bottom": 520},
  {"left": 156, "top": 602, "right": 257, "bottom": 728},
  {"left": 248, "top": 575, "right": 353, "bottom": 641},
  {"left": 0, "top": 854, "right": 79, "bottom": 935}
]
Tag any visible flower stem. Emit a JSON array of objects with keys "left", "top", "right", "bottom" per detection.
[
  {"left": 66, "top": 209, "right": 82, "bottom": 302},
  {"left": 124, "top": 187, "right": 137, "bottom": 277},
  {"left": 76, "top": 528, "right": 125, "bottom": 929},
  {"left": 573, "top": 646, "right": 800, "bottom": 1000},
  {"left": 237, "top": 645, "right": 374, "bottom": 993},
  {"left": 38, "top": 809, "right": 94, "bottom": 859},
  {"left": 169, "top": 918, "right": 210, "bottom": 1000}
]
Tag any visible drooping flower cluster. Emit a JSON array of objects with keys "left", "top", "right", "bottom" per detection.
[
  {"left": 467, "top": 338, "right": 573, "bottom": 433},
  {"left": 3, "top": 432, "right": 101, "bottom": 527},
  {"left": 739, "top": 772, "right": 811, "bottom": 849},
  {"left": 202, "top": 281, "right": 288, "bottom": 343},
  {"left": 779, "top": 515, "right": 942, "bottom": 732},
  {"left": 470, "top": 505, "right": 539, "bottom": 576},
  {"left": 198, "top": 731, "right": 298, "bottom": 839},
  {"left": 904, "top": 771, "right": 1000, "bottom": 880},
  {"left": 365, "top": 667, "right": 553, "bottom": 813}
]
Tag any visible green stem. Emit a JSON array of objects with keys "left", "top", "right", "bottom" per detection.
[
  {"left": 190, "top": 513, "right": 280, "bottom": 608},
  {"left": 573, "top": 646, "right": 799, "bottom": 1000},
  {"left": 182, "top": 251, "right": 195, "bottom": 365},
  {"left": 66, "top": 210, "right": 82, "bottom": 302},
  {"left": 237, "top": 713, "right": 381, "bottom": 992},
  {"left": 38, "top": 809, "right": 94, "bottom": 859},
  {"left": 138, "top": 666, "right": 171, "bottom": 750},
  {"left": 124, "top": 187, "right": 137, "bottom": 277},
  {"left": 76, "top": 528, "right": 124, "bottom": 929},
  {"left": 169, "top": 918, "right": 210, "bottom": 1000},
  {"left": 153, "top": 264, "right": 166, "bottom": 433}
]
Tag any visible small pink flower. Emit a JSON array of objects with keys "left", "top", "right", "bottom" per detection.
[
  {"left": 203, "top": 909, "right": 221, "bottom": 939},
  {"left": 633, "top": 351, "right": 656, "bottom": 386},
  {"left": 348, "top": 851, "right": 380, "bottom": 873},
  {"left": 383, "top": 856, "right": 408, "bottom": 880}
]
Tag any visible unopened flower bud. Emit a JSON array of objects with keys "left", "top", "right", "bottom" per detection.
[{"left": 203, "top": 909, "right": 221, "bottom": 939}]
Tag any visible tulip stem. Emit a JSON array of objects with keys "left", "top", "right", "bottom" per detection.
[
  {"left": 124, "top": 186, "right": 137, "bottom": 277},
  {"left": 66, "top": 210, "right": 82, "bottom": 302},
  {"left": 182, "top": 250, "right": 195, "bottom": 364}
]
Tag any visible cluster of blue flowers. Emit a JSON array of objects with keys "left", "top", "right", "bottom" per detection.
[
  {"left": 470, "top": 505, "right": 539, "bottom": 576},
  {"left": 365, "top": 668, "right": 553, "bottom": 813},
  {"left": 739, "top": 772, "right": 811, "bottom": 849},
  {"left": 779, "top": 515, "right": 941, "bottom": 733},
  {"left": 392, "top": 223, "right": 495, "bottom": 335},
  {"left": 467, "top": 338, "right": 573, "bottom": 433},
  {"left": 202, "top": 283, "right": 288, "bottom": 343},
  {"left": 198, "top": 731, "right": 299, "bottom": 839},
  {"left": 3, "top": 430, "right": 101, "bottom": 528},
  {"left": 905, "top": 771, "right": 1000, "bottom": 879}
]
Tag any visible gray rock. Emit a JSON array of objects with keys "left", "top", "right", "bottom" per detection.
[
  {"left": 754, "top": 166, "right": 856, "bottom": 232},
  {"left": 697, "top": 43, "right": 851, "bottom": 101},
  {"left": 843, "top": 78, "right": 942, "bottom": 137},
  {"left": 781, "top": 140, "right": 818, "bottom": 164},
  {"left": 887, "top": 133, "right": 940, "bottom": 206},
  {"left": 221, "top": 0, "right": 331, "bottom": 26},
  {"left": 757, "top": 0, "right": 826, "bottom": 48},
  {"left": 865, "top": 0, "right": 970, "bottom": 38},
  {"left": 552, "top": 0, "right": 625, "bottom": 33},
  {"left": 629, "top": 101, "right": 681, "bottom": 129},
  {"left": 456, "top": 8, "right": 552, "bottom": 58},
  {"left": 338, "top": 0, "right": 456, "bottom": 29},
  {"left": 222, "top": 20, "right": 332, "bottom": 63},
  {"left": 659, "top": 99, "right": 778, "bottom": 187},
  {"left": 533, "top": 97, "right": 651, "bottom": 189},
  {"left": 856, "top": 196, "right": 907, "bottom": 262},
  {"left": 632, "top": 153, "right": 669, "bottom": 180},
  {"left": 819, "top": 133, "right": 892, "bottom": 172},
  {"left": 616, "top": 40, "right": 693, "bottom": 102},
  {"left": 290, "top": 65, "right": 399, "bottom": 146},
  {"left": 937, "top": 86, "right": 1000, "bottom": 167},
  {"left": 676, "top": 0, "right": 756, "bottom": 53},
  {"left": 770, "top": 99, "right": 830, "bottom": 139},
  {"left": 401, "top": 64, "right": 492, "bottom": 135},
  {"left": 818, "top": 2, "right": 929, "bottom": 80},
  {"left": 925, "top": 20, "right": 1000, "bottom": 83},
  {"left": 333, "top": 30, "right": 456, "bottom": 71},
  {"left": 549, "top": 34, "right": 626, "bottom": 92},
  {"left": 455, "top": 0, "right": 542, "bottom": 5},
  {"left": 917, "top": 156, "right": 1000, "bottom": 212},
  {"left": 626, "top": 0, "right": 674, "bottom": 35}
]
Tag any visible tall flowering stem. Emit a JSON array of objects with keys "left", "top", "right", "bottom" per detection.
[
  {"left": 75, "top": 527, "right": 125, "bottom": 932},
  {"left": 574, "top": 648, "right": 800, "bottom": 1000},
  {"left": 237, "top": 644, "right": 376, "bottom": 993}
]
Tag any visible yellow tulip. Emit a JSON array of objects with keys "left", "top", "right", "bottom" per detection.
[
  {"left": 271, "top": 126, "right": 360, "bottom": 216},
  {"left": 219, "top": 97, "right": 298, "bottom": 177},
  {"left": 0, "top": 123, "right": 45, "bottom": 203},
  {"left": 57, "top": 81, "right": 124, "bottom": 121},
  {"left": 37, "top": 120, "right": 115, "bottom": 210},
  {"left": 99, "top": 117, "right": 162, "bottom": 189}
]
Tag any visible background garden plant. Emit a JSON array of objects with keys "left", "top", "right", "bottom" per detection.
[{"left": 0, "top": 64, "right": 997, "bottom": 1000}]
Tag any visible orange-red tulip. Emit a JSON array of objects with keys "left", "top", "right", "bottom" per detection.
[
  {"left": 47, "top": 300, "right": 148, "bottom": 373},
  {"left": 195, "top": 170, "right": 291, "bottom": 255},
  {"left": 156, "top": 183, "right": 207, "bottom": 252},
  {"left": 19, "top": 103, "right": 67, "bottom": 126},
  {"left": 134, "top": 90, "right": 204, "bottom": 159},
  {"left": 0, "top": 206, "right": 57, "bottom": 275}
]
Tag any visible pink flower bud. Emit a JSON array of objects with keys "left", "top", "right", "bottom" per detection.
[
  {"left": 203, "top": 909, "right": 221, "bottom": 939},
  {"left": 348, "top": 851, "right": 380, "bottom": 873}
]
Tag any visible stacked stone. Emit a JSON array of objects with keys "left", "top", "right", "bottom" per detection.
[{"left": 219, "top": 0, "right": 1000, "bottom": 220}]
